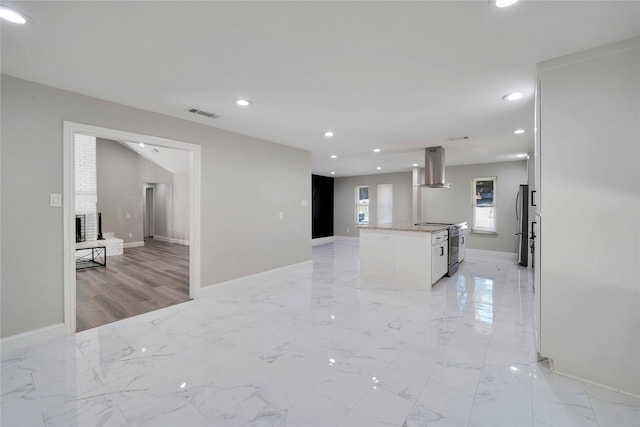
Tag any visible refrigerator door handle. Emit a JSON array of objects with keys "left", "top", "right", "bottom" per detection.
[
  {"left": 515, "top": 191, "right": 520, "bottom": 221},
  {"left": 531, "top": 190, "right": 537, "bottom": 207}
]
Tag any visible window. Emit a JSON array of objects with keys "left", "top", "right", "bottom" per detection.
[
  {"left": 472, "top": 177, "right": 497, "bottom": 233},
  {"left": 355, "top": 185, "right": 369, "bottom": 224},
  {"left": 377, "top": 184, "right": 393, "bottom": 224}
]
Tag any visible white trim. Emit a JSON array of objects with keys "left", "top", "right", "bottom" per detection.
[
  {"left": 549, "top": 360, "right": 640, "bottom": 399},
  {"left": 471, "top": 176, "right": 498, "bottom": 234},
  {"left": 335, "top": 235, "right": 360, "bottom": 241},
  {"left": 537, "top": 36, "right": 639, "bottom": 73},
  {"left": 189, "top": 145, "right": 202, "bottom": 299},
  {"left": 124, "top": 241, "right": 145, "bottom": 248},
  {"left": 63, "top": 123, "right": 76, "bottom": 335},
  {"left": 465, "top": 248, "right": 516, "bottom": 259},
  {"left": 312, "top": 236, "right": 335, "bottom": 246},
  {"left": 0, "top": 323, "right": 66, "bottom": 353},
  {"left": 153, "top": 235, "right": 190, "bottom": 246},
  {"left": 470, "top": 230, "right": 499, "bottom": 236},
  {"left": 199, "top": 260, "right": 313, "bottom": 297},
  {"left": 63, "top": 121, "right": 202, "bottom": 335}
]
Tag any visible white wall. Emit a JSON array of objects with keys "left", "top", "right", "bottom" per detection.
[
  {"left": 152, "top": 183, "right": 172, "bottom": 240},
  {"left": 334, "top": 172, "right": 412, "bottom": 237},
  {"left": 420, "top": 161, "right": 528, "bottom": 253},
  {"left": 173, "top": 171, "right": 190, "bottom": 242},
  {"left": 0, "top": 75, "right": 311, "bottom": 338},
  {"left": 96, "top": 138, "right": 173, "bottom": 244},
  {"left": 537, "top": 38, "right": 639, "bottom": 395}
]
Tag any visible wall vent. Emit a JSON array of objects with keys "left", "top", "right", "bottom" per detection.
[{"left": 187, "top": 108, "right": 218, "bottom": 119}]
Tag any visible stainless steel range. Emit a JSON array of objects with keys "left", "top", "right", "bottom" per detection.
[{"left": 415, "top": 221, "right": 467, "bottom": 276}]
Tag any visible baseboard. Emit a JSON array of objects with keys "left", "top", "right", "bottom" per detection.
[
  {"left": 0, "top": 323, "right": 66, "bottom": 353},
  {"left": 124, "top": 241, "right": 145, "bottom": 248},
  {"left": 334, "top": 235, "right": 359, "bottom": 241},
  {"left": 200, "top": 260, "right": 313, "bottom": 297},
  {"left": 465, "top": 248, "right": 516, "bottom": 259},
  {"left": 312, "top": 236, "right": 335, "bottom": 246},
  {"left": 550, "top": 360, "right": 640, "bottom": 399},
  {"left": 153, "top": 235, "right": 190, "bottom": 246}
]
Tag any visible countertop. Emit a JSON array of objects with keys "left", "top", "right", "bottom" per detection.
[{"left": 357, "top": 223, "right": 449, "bottom": 233}]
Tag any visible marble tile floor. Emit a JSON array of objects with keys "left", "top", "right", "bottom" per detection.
[{"left": 2, "top": 240, "right": 638, "bottom": 426}]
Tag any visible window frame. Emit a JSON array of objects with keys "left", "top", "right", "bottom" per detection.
[
  {"left": 471, "top": 176, "right": 498, "bottom": 234},
  {"left": 355, "top": 185, "right": 370, "bottom": 225}
]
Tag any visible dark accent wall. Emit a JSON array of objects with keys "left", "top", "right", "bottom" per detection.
[{"left": 312, "top": 174, "right": 334, "bottom": 239}]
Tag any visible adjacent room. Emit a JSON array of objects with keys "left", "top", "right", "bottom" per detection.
[{"left": 74, "top": 134, "right": 193, "bottom": 331}]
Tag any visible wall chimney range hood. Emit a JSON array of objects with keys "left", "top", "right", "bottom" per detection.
[{"left": 420, "top": 146, "right": 450, "bottom": 188}]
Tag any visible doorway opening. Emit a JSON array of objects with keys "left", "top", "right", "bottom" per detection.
[
  {"left": 64, "top": 122, "right": 201, "bottom": 334},
  {"left": 144, "top": 186, "right": 154, "bottom": 238}
]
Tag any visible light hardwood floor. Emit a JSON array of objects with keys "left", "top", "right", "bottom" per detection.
[{"left": 76, "top": 238, "right": 190, "bottom": 332}]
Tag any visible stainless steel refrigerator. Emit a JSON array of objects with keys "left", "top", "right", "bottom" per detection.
[{"left": 516, "top": 184, "right": 529, "bottom": 266}]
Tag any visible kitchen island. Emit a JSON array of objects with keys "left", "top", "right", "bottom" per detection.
[{"left": 358, "top": 223, "right": 450, "bottom": 289}]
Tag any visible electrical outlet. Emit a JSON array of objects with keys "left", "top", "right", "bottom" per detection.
[
  {"left": 49, "top": 193, "right": 62, "bottom": 207},
  {"left": 346, "top": 228, "right": 350, "bottom": 233},
  {"left": 301, "top": 199, "right": 308, "bottom": 207},
  {"left": 128, "top": 233, "right": 132, "bottom": 238}
]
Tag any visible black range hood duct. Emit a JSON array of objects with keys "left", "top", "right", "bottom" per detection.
[{"left": 419, "top": 146, "right": 451, "bottom": 188}]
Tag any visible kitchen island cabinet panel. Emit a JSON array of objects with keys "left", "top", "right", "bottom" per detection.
[
  {"left": 394, "top": 232, "right": 430, "bottom": 288},
  {"left": 359, "top": 224, "right": 448, "bottom": 289},
  {"left": 359, "top": 230, "right": 394, "bottom": 281},
  {"left": 431, "top": 240, "right": 448, "bottom": 284}
]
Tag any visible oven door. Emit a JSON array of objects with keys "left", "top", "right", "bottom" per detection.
[{"left": 447, "top": 229, "right": 460, "bottom": 275}]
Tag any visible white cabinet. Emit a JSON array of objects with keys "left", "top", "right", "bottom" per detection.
[
  {"left": 431, "top": 239, "right": 448, "bottom": 284},
  {"left": 430, "top": 230, "right": 448, "bottom": 284},
  {"left": 534, "top": 38, "right": 640, "bottom": 395},
  {"left": 359, "top": 230, "right": 394, "bottom": 280},
  {"left": 394, "top": 233, "right": 430, "bottom": 287},
  {"left": 359, "top": 227, "right": 446, "bottom": 289}
]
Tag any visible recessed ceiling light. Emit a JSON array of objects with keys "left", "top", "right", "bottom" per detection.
[
  {"left": 376, "top": 166, "right": 382, "bottom": 170},
  {"left": 330, "top": 154, "right": 337, "bottom": 159},
  {"left": 514, "top": 129, "right": 526, "bottom": 134},
  {"left": 496, "top": 0, "right": 519, "bottom": 7},
  {"left": 373, "top": 148, "right": 381, "bottom": 153},
  {"left": 503, "top": 92, "right": 523, "bottom": 101},
  {"left": 330, "top": 171, "right": 335, "bottom": 175},
  {"left": 139, "top": 143, "right": 145, "bottom": 147},
  {"left": 324, "top": 131, "right": 334, "bottom": 137},
  {"left": 235, "top": 99, "right": 251, "bottom": 107},
  {"left": 412, "top": 163, "right": 419, "bottom": 167},
  {"left": 0, "top": 6, "right": 27, "bottom": 24}
]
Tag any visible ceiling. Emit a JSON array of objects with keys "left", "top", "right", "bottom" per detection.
[
  {"left": 123, "top": 141, "right": 190, "bottom": 174},
  {"left": 2, "top": 1, "right": 638, "bottom": 177}
]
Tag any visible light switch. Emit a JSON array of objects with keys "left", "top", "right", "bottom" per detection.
[
  {"left": 301, "top": 199, "right": 308, "bottom": 207},
  {"left": 50, "top": 193, "right": 62, "bottom": 207},
  {"left": 279, "top": 211, "right": 284, "bottom": 220}
]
